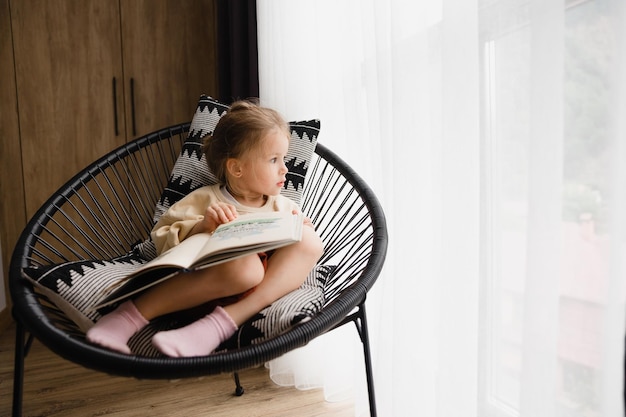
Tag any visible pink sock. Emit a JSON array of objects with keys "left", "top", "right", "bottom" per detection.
[
  {"left": 152, "top": 306, "right": 238, "bottom": 357},
  {"left": 86, "top": 300, "right": 148, "bottom": 354}
]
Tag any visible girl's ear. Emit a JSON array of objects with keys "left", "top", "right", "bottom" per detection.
[{"left": 226, "top": 158, "right": 243, "bottom": 178}]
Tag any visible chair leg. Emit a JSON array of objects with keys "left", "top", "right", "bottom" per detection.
[
  {"left": 233, "top": 371, "right": 245, "bottom": 396},
  {"left": 13, "top": 320, "right": 27, "bottom": 417},
  {"left": 355, "top": 303, "right": 378, "bottom": 417}
]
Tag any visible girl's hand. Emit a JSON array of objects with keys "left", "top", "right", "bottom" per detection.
[
  {"left": 203, "top": 202, "right": 238, "bottom": 234},
  {"left": 293, "top": 209, "right": 315, "bottom": 229},
  {"left": 303, "top": 216, "right": 315, "bottom": 228}
]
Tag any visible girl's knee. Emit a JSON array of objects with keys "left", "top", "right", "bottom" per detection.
[
  {"left": 232, "top": 255, "right": 265, "bottom": 290},
  {"left": 215, "top": 255, "right": 264, "bottom": 293},
  {"left": 301, "top": 227, "right": 324, "bottom": 260}
]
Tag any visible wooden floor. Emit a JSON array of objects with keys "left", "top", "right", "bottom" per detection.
[{"left": 0, "top": 322, "right": 353, "bottom": 417}]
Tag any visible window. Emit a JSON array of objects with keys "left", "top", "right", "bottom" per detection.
[{"left": 480, "top": 1, "right": 612, "bottom": 416}]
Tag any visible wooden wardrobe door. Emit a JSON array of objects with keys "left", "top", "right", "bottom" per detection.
[
  {"left": 120, "top": 0, "right": 219, "bottom": 139},
  {"left": 0, "top": 0, "right": 25, "bottom": 315},
  {"left": 11, "top": 0, "right": 126, "bottom": 216}
]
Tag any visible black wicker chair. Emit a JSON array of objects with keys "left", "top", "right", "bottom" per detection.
[{"left": 9, "top": 122, "right": 388, "bottom": 417}]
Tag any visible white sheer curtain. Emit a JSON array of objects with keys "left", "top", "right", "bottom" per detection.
[{"left": 256, "top": 0, "right": 626, "bottom": 416}]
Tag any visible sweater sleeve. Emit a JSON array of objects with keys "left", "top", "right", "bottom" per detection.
[
  {"left": 271, "top": 194, "right": 301, "bottom": 213},
  {"left": 150, "top": 187, "right": 217, "bottom": 255}
]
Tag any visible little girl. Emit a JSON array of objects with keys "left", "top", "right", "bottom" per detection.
[{"left": 87, "top": 100, "right": 324, "bottom": 357}]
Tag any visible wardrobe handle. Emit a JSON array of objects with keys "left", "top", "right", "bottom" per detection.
[
  {"left": 112, "top": 77, "right": 119, "bottom": 136},
  {"left": 130, "top": 78, "right": 137, "bottom": 136}
]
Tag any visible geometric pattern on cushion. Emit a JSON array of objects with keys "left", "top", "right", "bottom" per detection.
[
  {"left": 150, "top": 96, "right": 227, "bottom": 223},
  {"left": 282, "top": 119, "right": 321, "bottom": 204},
  {"left": 20, "top": 253, "right": 147, "bottom": 333}
]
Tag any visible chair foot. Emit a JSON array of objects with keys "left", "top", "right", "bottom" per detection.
[
  {"left": 13, "top": 321, "right": 27, "bottom": 417},
  {"left": 233, "top": 372, "right": 245, "bottom": 396},
  {"left": 355, "top": 303, "right": 378, "bottom": 417}
]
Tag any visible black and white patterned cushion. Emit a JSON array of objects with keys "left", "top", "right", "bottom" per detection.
[
  {"left": 21, "top": 254, "right": 147, "bottom": 332},
  {"left": 151, "top": 96, "right": 227, "bottom": 223},
  {"left": 22, "top": 257, "right": 331, "bottom": 356}
]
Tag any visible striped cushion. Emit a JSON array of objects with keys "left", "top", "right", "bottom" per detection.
[
  {"left": 21, "top": 253, "right": 146, "bottom": 332},
  {"left": 22, "top": 256, "right": 329, "bottom": 356}
]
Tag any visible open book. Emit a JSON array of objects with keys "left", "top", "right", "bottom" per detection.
[{"left": 91, "top": 211, "right": 304, "bottom": 311}]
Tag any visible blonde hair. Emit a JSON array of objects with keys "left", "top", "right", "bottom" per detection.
[{"left": 203, "top": 100, "right": 290, "bottom": 184}]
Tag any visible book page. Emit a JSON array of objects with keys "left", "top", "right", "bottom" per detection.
[
  {"left": 138, "top": 233, "right": 210, "bottom": 271},
  {"left": 131, "top": 212, "right": 300, "bottom": 274},
  {"left": 197, "top": 211, "right": 300, "bottom": 260}
]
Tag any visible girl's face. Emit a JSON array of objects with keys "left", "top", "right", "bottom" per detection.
[{"left": 230, "top": 128, "right": 290, "bottom": 206}]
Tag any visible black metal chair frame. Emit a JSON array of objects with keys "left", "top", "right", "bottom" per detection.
[{"left": 9, "top": 122, "right": 388, "bottom": 417}]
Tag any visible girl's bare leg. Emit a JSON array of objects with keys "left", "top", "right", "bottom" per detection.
[{"left": 134, "top": 254, "right": 265, "bottom": 320}]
